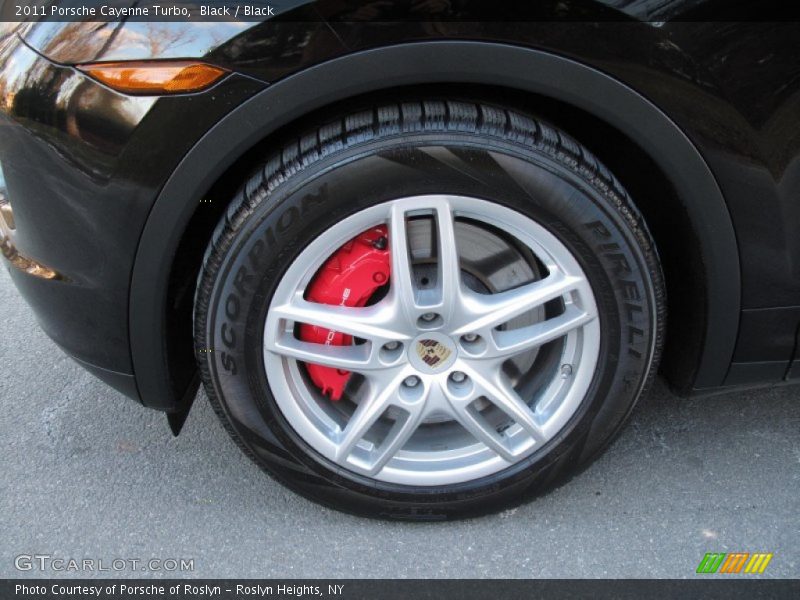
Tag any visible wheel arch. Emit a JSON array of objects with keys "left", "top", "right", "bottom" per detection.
[{"left": 129, "top": 41, "right": 740, "bottom": 417}]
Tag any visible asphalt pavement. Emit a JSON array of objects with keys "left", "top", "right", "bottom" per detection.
[{"left": 1, "top": 266, "right": 798, "bottom": 579}]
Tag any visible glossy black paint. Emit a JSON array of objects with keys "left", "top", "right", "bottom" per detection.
[
  {"left": 0, "top": 30, "right": 266, "bottom": 394},
  {"left": 1, "top": 1, "right": 799, "bottom": 415}
]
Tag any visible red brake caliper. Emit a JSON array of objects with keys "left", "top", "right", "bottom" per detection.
[{"left": 299, "top": 226, "right": 390, "bottom": 400}]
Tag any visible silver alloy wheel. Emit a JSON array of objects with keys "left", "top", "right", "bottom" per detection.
[{"left": 263, "top": 195, "right": 600, "bottom": 486}]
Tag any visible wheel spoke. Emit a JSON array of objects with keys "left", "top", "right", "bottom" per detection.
[
  {"left": 487, "top": 303, "right": 596, "bottom": 359},
  {"left": 268, "top": 294, "right": 408, "bottom": 344},
  {"left": 454, "top": 271, "right": 584, "bottom": 335},
  {"left": 389, "top": 202, "right": 419, "bottom": 312},
  {"left": 389, "top": 198, "right": 463, "bottom": 319},
  {"left": 463, "top": 366, "right": 546, "bottom": 445},
  {"left": 367, "top": 399, "right": 427, "bottom": 474},
  {"left": 438, "top": 383, "right": 516, "bottom": 462},
  {"left": 266, "top": 334, "right": 379, "bottom": 371},
  {"left": 335, "top": 381, "right": 398, "bottom": 463},
  {"left": 432, "top": 199, "right": 461, "bottom": 318},
  {"left": 334, "top": 372, "right": 425, "bottom": 472}
]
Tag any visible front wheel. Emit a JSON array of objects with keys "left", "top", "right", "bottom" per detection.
[{"left": 194, "top": 99, "right": 665, "bottom": 520}]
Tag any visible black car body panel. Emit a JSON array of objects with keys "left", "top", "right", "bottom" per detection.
[
  {"left": 1, "top": 1, "right": 799, "bottom": 416},
  {"left": 0, "top": 32, "right": 265, "bottom": 393}
]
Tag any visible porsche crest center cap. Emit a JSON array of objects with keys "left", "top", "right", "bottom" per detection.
[
  {"left": 409, "top": 332, "right": 457, "bottom": 373},
  {"left": 417, "top": 339, "right": 452, "bottom": 368}
]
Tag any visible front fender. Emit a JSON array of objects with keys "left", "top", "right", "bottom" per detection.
[{"left": 128, "top": 41, "right": 740, "bottom": 412}]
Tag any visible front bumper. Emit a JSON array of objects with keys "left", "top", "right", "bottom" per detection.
[{"left": 0, "top": 34, "right": 262, "bottom": 404}]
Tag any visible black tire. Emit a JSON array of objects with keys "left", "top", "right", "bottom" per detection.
[{"left": 194, "top": 99, "right": 665, "bottom": 520}]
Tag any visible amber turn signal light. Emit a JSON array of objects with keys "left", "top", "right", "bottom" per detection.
[{"left": 77, "top": 61, "right": 228, "bottom": 95}]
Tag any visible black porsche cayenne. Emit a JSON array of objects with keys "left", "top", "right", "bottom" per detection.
[{"left": 1, "top": 3, "right": 798, "bottom": 519}]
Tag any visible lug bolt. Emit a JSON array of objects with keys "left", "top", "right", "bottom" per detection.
[
  {"left": 421, "top": 312, "right": 437, "bottom": 322},
  {"left": 450, "top": 371, "right": 467, "bottom": 384},
  {"left": 462, "top": 333, "right": 478, "bottom": 343},
  {"left": 560, "top": 364, "right": 573, "bottom": 378},
  {"left": 384, "top": 341, "right": 400, "bottom": 351},
  {"left": 403, "top": 376, "right": 420, "bottom": 388}
]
